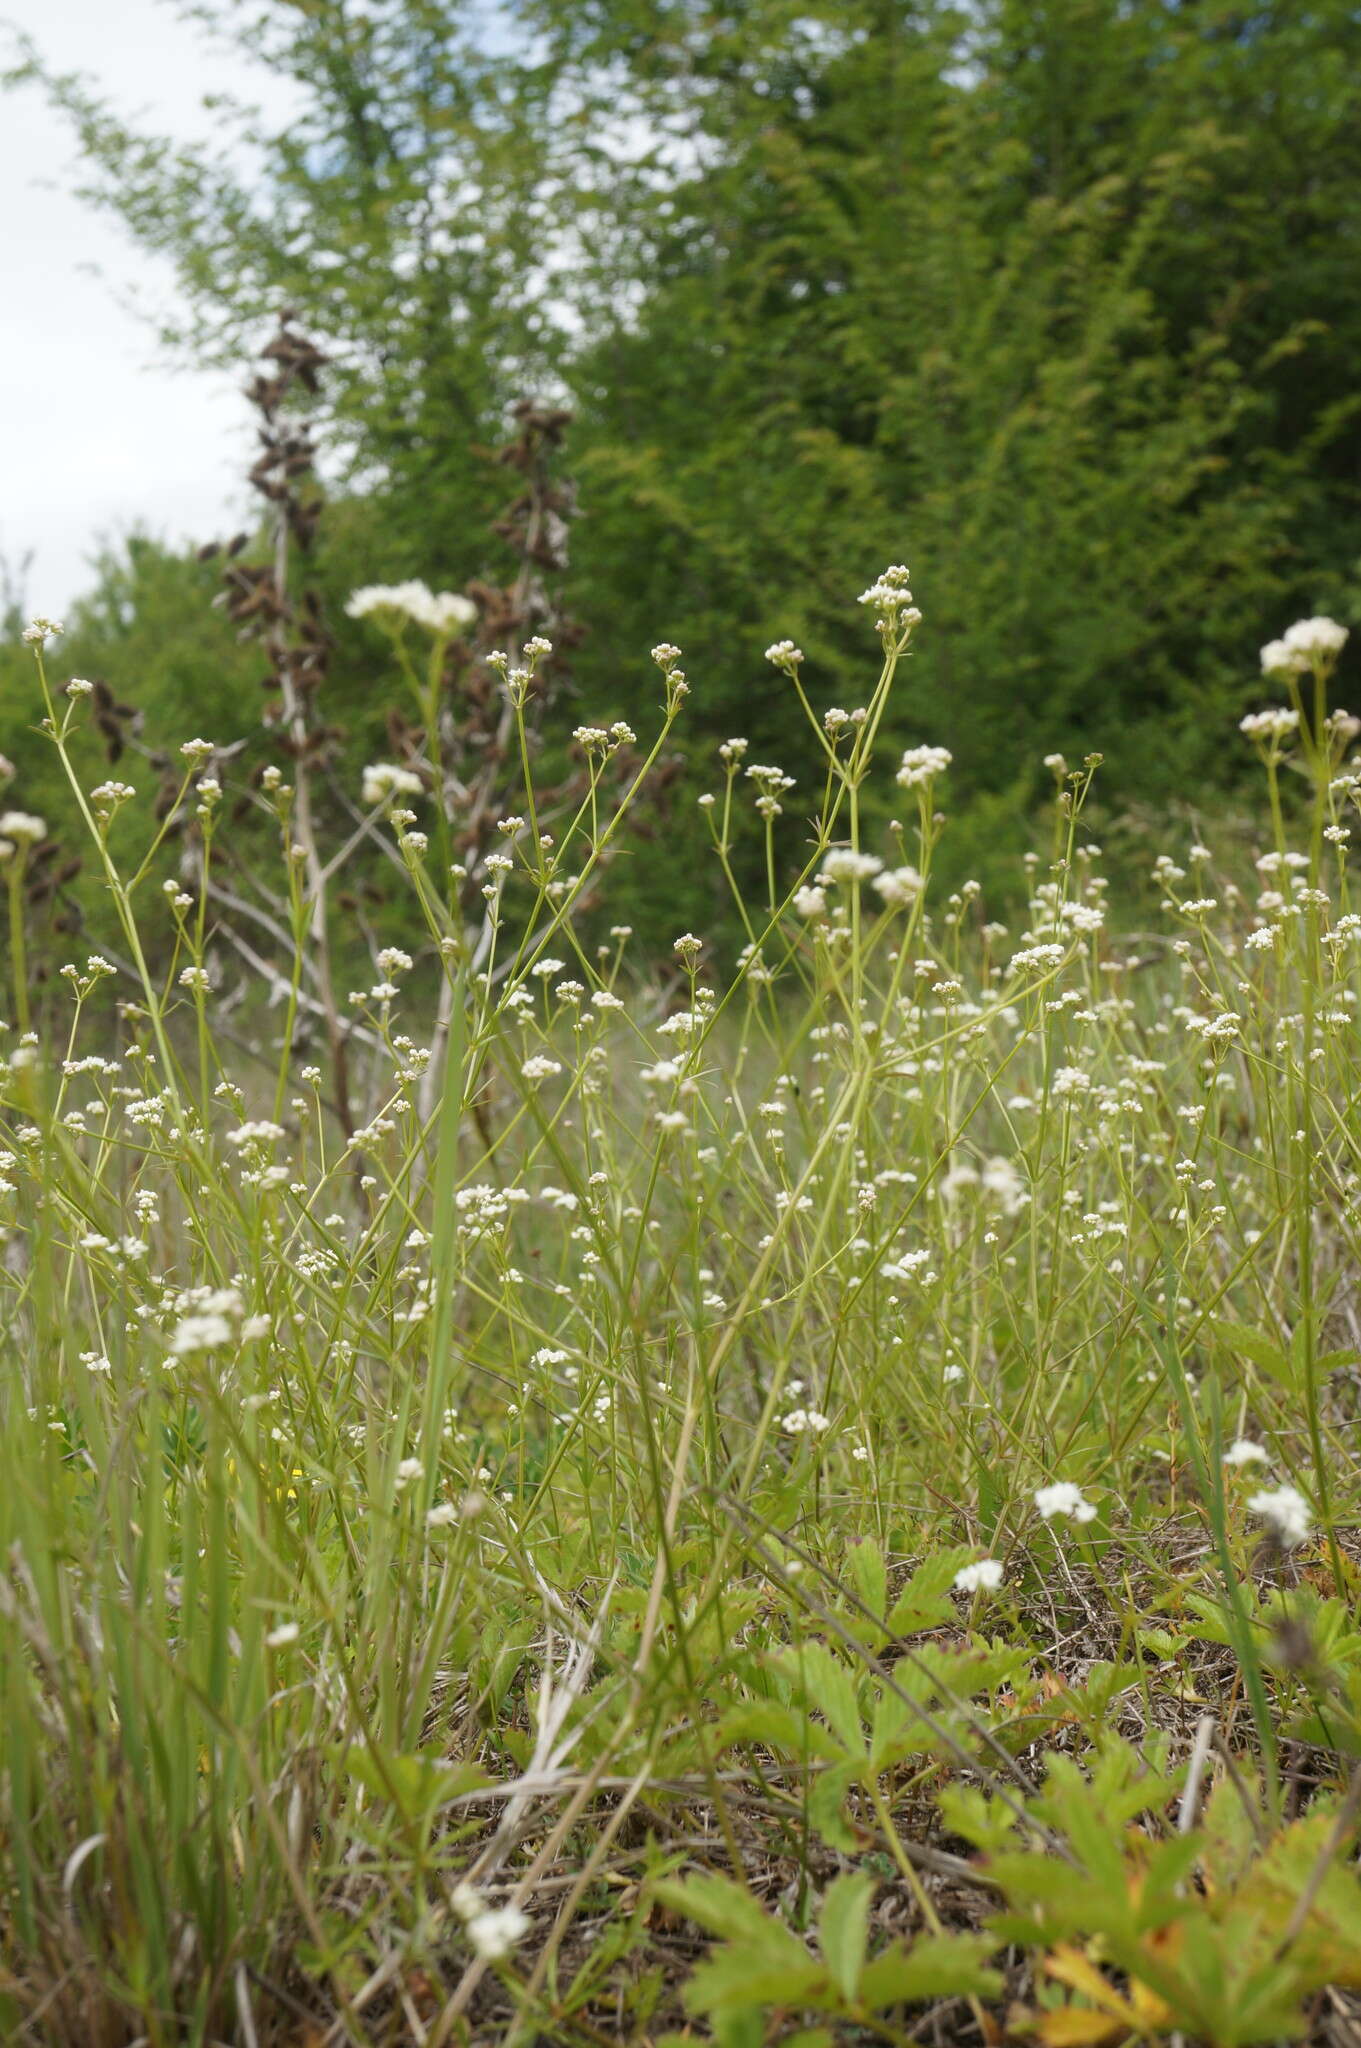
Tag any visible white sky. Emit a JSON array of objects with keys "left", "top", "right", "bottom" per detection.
[{"left": 2, "top": 0, "right": 296, "bottom": 614}]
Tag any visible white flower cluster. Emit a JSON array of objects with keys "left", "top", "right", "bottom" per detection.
[
  {"left": 1034, "top": 1481, "right": 1096, "bottom": 1523},
  {"left": 0, "top": 811, "right": 46, "bottom": 858},
  {"left": 858, "top": 564, "right": 922, "bottom": 636},
  {"left": 451, "top": 1882, "right": 530, "bottom": 1962},
  {"left": 1260, "top": 616, "right": 1349, "bottom": 676},
  {"left": 954, "top": 1559, "right": 1004, "bottom": 1594},
  {"left": 346, "top": 582, "right": 477, "bottom": 636},
  {"left": 167, "top": 1285, "right": 246, "bottom": 1357},
  {"left": 1247, "top": 1483, "right": 1312, "bottom": 1546},
  {"left": 781, "top": 1406, "right": 831, "bottom": 1436},
  {"left": 820, "top": 848, "right": 882, "bottom": 885},
  {"left": 874, "top": 864, "right": 923, "bottom": 908},
  {"left": 895, "top": 745, "right": 952, "bottom": 788},
  {"left": 1239, "top": 708, "right": 1300, "bottom": 741},
  {"left": 764, "top": 639, "right": 803, "bottom": 669},
  {"left": 362, "top": 762, "right": 424, "bottom": 807}
]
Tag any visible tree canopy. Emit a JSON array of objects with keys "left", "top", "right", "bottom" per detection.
[{"left": 7, "top": 0, "right": 1361, "bottom": 927}]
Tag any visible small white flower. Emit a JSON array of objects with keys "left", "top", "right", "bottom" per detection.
[
  {"left": 466, "top": 1902, "right": 530, "bottom": 1961},
  {"left": 362, "top": 762, "right": 424, "bottom": 807},
  {"left": 1034, "top": 1481, "right": 1097, "bottom": 1523},
  {"left": 0, "top": 811, "right": 46, "bottom": 845},
  {"left": 895, "top": 744, "right": 952, "bottom": 788},
  {"left": 764, "top": 639, "right": 803, "bottom": 668},
  {"left": 1051, "top": 1065, "right": 1090, "bottom": 1097},
  {"left": 781, "top": 1407, "right": 831, "bottom": 1436},
  {"left": 1223, "top": 1438, "right": 1269, "bottom": 1468},
  {"left": 1284, "top": 616, "right": 1348, "bottom": 660},
  {"left": 1247, "top": 1482, "right": 1312, "bottom": 1546},
  {"left": 954, "top": 1559, "right": 1004, "bottom": 1594},
  {"left": 347, "top": 581, "right": 476, "bottom": 635},
  {"left": 1240, "top": 708, "right": 1300, "bottom": 740},
  {"left": 981, "top": 1156, "right": 1026, "bottom": 1215},
  {"left": 872, "top": 864, "right": 923, "bottom": 908},
  {"left": 820, "top": 849, "right": 883, "bottom": 884},
  {"left": 858, "top": 565, "right": 921, "bottom": 633},
  {"left": 265, "top": 1621, "right": 300, "bottom": 1649},
  {"left": 168, "top": 1312, "right": 234, "bottom": 1355},
  {"left": 1261, "top": 617, "right": 1349, "bottom": 676}
]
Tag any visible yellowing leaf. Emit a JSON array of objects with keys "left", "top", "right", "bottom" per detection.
[
  {"left": 1033, "top": 2011, "right": 1131, "bottom": 2048},
  {"left": 1044, "top": 1944, "right": 1140, "bottom": 2024}
]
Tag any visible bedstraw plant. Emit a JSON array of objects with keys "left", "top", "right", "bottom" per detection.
[{"left": 3, "top": 578, "right": 1361, "bottom": 2047}]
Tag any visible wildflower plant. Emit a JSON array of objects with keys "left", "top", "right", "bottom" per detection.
[{"left": 3, "top": 573, "right": 1361, "bottom": 2044}]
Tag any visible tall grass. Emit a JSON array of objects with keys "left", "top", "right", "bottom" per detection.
[{"left": 3, "top": 588, "right": 1361, "bottom": 2046}]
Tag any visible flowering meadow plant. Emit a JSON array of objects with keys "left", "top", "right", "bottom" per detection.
[{"left": 3, "top": 580, "right": 1361, "bottom": 2043}]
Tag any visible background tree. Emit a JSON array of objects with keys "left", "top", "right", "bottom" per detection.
[{"left": 7, "top": 0, "right": 1360, "bottom": 931}]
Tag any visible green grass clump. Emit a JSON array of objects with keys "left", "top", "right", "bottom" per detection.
[{"left": 3, "top": 589, "right": 1361, "bottom": 2047}]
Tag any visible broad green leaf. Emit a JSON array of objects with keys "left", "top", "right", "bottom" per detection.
[
  {"left": 807, "top": 1760, "right": 862, "bottom": 1851},
  {"left": 329, "top": 1746, "right": 487, "bottom": 1816},
  {"left": 844, "top": 1537, "right": 888, "bottom": 1626},
  {"left": 771, "top": 1642, "right": 866, "bottom": 1754},
  {"left": 858, "top": 1932, "right": 1002, "bottom": 2007},
  {"left": 684, "top": 1947, "right": 826, "bottom": 2016},
  {"left": 887, "top": 1550, "right": 974, "bottom": 1634},
  {"left": 654, "top": 1874, "right": 808, "bottom": 1963},
  {"left": 716, "top": 1700, "right": 844, "bottom": 1763},
  {"left": 819, "top": 1871, "right": 874, "bottom": 2002},
  {"left": 1210, "top": 1319, "right": 1293, "bottom": 1388}
]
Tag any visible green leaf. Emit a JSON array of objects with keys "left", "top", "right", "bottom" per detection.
[
  {"left": 685, "top": 1947, "right": 826, "bottom": 2016},
  {"left": 844, "top": 1537, "right": 888, "bottom": 1626},
  {"left": 808, "top": 1760, "right": 862, "bottom": 1851},
  {"left": 711, "top": 2007, "right": 769, "bottom": 2048},
  {"left": 329, "top": 1745, "right": 487, "bottom": 1817},
  {"left": 654, "top": 1874, "right": 808, "bottom": 1964},
  {"left": 858, "top": 1933, "right": 1002, "bottom": 2008},
  {"left": 716, "top": 1700, "right": 844, "bottom": 1763},
  {"left": 887, "top": 1550, "right": 974, "bottom": 1634},
  {"left": 937, "top": 1783, "right": 1018, "bottom": 1857},
  {"left": 771, "top": 1642, "right": 866, "bottom": 1754},
  {"left": 819, "top": 1871, "right": 874, "bottom": 2002},
  {"left": 1210, "top": 1319, "right": 1293, "bottom": 1388}
]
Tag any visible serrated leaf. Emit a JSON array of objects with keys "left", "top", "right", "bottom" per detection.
[
  {"left": 807, "top": 1759, "right": 862, "bottom": 1850},
  {"left": 1044, "top": 1943, "right": 1140, "bottom": 2022},
  {"left": 857, "top": 1932, "right": 1002, "bottom": 2007},
  {"left": 887, "top": 1550, "right": 974, "bottom": 1634},
  {"left": 716, "top": 1700, "right": 844, "bottom": 1763},
  {"left": 938, "top": 1782, "right": 1019, "bottom": 1857},
  {"left": 654, "top": 1874, "right": 808, "bottom": 1965},
  {"left": 845, "top": 1537, "right": 888, "bottom": 1626},
  {"left": 1209, "top": 1319, "right": 1293, "bottom": 1387},
  {"left": 772, "top": 1641, "right": 866, "bottom": 1753},
  {"left": 684, "top": 1947, "right": 826, "bottom": 2016},
  {"left": 819, "top": 1871, "right": 874, "bottom": 2002},
  {"left": 329, "top": 1745, "right": 487, "bottom": 1816}
]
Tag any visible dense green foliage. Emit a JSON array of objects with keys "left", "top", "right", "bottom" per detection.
[{"left": 6, "top": 0, "right": 1361, "bottom": 931}]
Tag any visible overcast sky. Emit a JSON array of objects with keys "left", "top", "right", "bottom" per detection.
[{"left": 2, "top": 0, "right": 297, "bottom": 615}]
